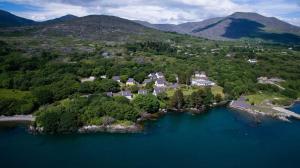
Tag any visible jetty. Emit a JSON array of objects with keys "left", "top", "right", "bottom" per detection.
[
  {"left": 272, "top": 107, "right": 300, "bottom": 120},
  {"left": 230, "top": 97, "right": 300, "bottom": 121},
  {"left": 0, "top": 115, "right": 35, "bottom": 122}
]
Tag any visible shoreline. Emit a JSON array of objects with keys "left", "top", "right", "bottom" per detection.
[
  {"left": 229, "top": 100, "right": 300, "bottom": 122},
  {"left": 0, "top": 115, "right": 35, "bottom": 122}
]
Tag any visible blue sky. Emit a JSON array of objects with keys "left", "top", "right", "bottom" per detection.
[{"left": 0, "top": 0, "right": 299, "bottom": 26}]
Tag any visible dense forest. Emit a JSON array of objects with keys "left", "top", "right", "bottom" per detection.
[{"left": 0, "top": 32, "right": 299, "bottom": 133}]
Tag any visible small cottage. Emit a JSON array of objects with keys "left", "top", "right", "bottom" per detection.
[
  {"left": 126, "top": 78, "right": 136, "bottom": 86},
  {"left": 112, "top": 76, "right": 121, "bottom": 83},
  {"left": 121, "top": 91, "right": 133, "bottom": 100}
]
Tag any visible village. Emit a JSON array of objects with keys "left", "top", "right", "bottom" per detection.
[{"left": 81, "top": 71, "right": 216, "bottom": 100}]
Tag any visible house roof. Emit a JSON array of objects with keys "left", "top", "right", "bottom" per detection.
[
  {"left": 112, "top": 76, "right": 120, "bottom": 80},
  {"left": 156, "top": 78, "right": 165, "bottom": 85},
  {"left": 156, "top": 72, "right": 164, "bottom": 76},
  {"left": 138, "top": 90, "right": 147, "bottom": 94},
  {"left": 143, "top": 79, "right": 152, "bottom": 84},
  {"left": 153, "top": 87, "right": 165, "bottom": 94},
  {"left": 106, "top": 92, "right": 113, "bottom": 97},
  {"left": 121, "top": 91, "right": 132, "bottom": 96},
  {"left": 127, "top": 78, "right": 135, "bottom": 83}
]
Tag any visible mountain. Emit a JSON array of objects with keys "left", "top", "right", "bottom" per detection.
[
  {"left": 0, "top": 9, "right": 36, "bottom": 27},
  {"left": 12, "top": 15, "right": 162, "bottom": 41},
  {"left": 43, "top": 14, "right": 78, "bottom": 24},
  {"left": 136, "top": 12, "right": 300, "bottom": 43}
]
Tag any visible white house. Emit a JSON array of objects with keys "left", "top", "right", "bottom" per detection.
[
  {"left": 155, "top": 72, "right": 164, "bottom": 79},
  {"left": 248, "top": 59, "right": 257, "bottom": 64},
  {"left": 80, "top": 76, "right": 96, "bottom": 83},
  {"left": 155, "top": 78, "right": 166, "bottom": 87},
  {"left": 153, "top": 87, "right": 165, "bottom": 96},
  {"left": 138, "top": 89, "right": 147, "bottom": 95},
  {"left": 112, "top": 76, "right": 121, "bottom": 83},
  {"left": 195, "top": 71, "right": 207, "bottom": 79},
  {"left": 121, "top": 91, "right": 133, "bottom": 100},
  {"left": 126, "top": 78, "right": 136, "bottom": 86},
  {"left": 191, "top": 71, "right": 215, "bottom": 87}
]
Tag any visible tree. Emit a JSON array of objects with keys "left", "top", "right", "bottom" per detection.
[
  {"left": 92, "top": 67, "right": 105, "bottom": 77},
  {"left": 32, "top": 87, "right": 53, "bottom": 105},
  {"left": 132, "top": 94, "right": 160, "bottom": 113},
  {"left": 203, "top": 88, "right": 214, "bottom": 107},
  {"left": 114, "top": 96, "right": 130, "bottom": 104},
  {"left": 36, "top": 106, "right": 61, "bottom": 133},
  {"left": 215, "top": 93, "right": 223, "bottom": 103},
  {"left": 96, "top": 79, "right": 120, "bottom": 93},
  {"left": 129, "top": 85, "right": 139, "bottom": 94},
  {"left": 170, "top": 89, "right": 185, "bottom": 109},
  {"left": 166, "top": 74, "right": 177, "bottom": 83},
  {"left": 134, "top": 72, "right": 146, "bottom": 84},
  {"left": 120, "top": 75, "right": 128, "bottom": 83},
  {"left": 190, "top": 90, "right": 204, "bottom": 109},
  {"left": 145, "top": 81, "right": 154, "bottom": 92}
]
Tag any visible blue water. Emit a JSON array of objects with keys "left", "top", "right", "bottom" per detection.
[{"left": 1, "top": 104, "right": 300, "bottom": 168}]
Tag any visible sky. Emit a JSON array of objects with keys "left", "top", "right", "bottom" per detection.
[{"left": 0, "top": 0, "right": 300, "bottom": 26}]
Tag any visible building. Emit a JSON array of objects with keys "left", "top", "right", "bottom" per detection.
[
  {"left": 106, "top": 92, "right": 113, "bottom": 97},
  {"left": 80, "top": 76, "right": 96, "bottom": 83},
  {"left": 194, "top": 71, "right": 207, "bottom": 79},
  {"left": 121, "top": 91, "right": 133, "bottom": 100},
  {"left": 248, "top": 59, "right": 257, "bottom": 64},
  {"left": 155, "top": 72, "right": 164, "bottom": 79},
  {"left": 126, "top": 78, "right": 136, "bottom": 86},
  {"left": 112, "top": 76, "right": 121, "bottom": 83},
  {"left": 153, "top": 87, "right": 165, "bottom": 96},
  {"left": 138, "top": 89, "right": 148, "bottom": 95},
  {"left": 155, "top": 78, "right": 166, "bottom": 87},
  {"left": 148, "top": 73, "right": 157, "bottom": 80},
  {"left": 191, "top": 71, "right": 215, "bottom": 87},
  {"left": 143, "top": 79, "right": 152, "bottom": 86}
]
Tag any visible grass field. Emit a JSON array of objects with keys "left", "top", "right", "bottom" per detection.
[
  {"left": 166, "top": 87, "right": 199, "bottom": 97},
  {"left": 166, "top": 85, "right": 224, "bottom": 98},
  {"left": 211, "top": 86, "right": 225, "bottom": 98},
  {"left": 0, "top": 89, "right": 32, "bottom": 100},
  {"left": 246, "top": 92, "right": 290, "bottom": 105}
]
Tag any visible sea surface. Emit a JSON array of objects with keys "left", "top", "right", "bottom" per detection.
[{"left": 1, "top": 103, "right": 300, "bottom": 168}]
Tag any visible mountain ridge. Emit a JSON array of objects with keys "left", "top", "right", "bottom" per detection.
[{"left": 0, "top": 9, "right": 299, "bottom": 43}]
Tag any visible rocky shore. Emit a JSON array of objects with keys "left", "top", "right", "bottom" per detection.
[
  {"left": 78, "top": 124, "right": 143, "bottom": 133},
  {"left": 229, "top": 99, "right": 300, "bottom": 122}
]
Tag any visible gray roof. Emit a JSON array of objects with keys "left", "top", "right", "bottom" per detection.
[
  {"left": 121, "top": 91, "right": 132, "bottom": 97},
  {"left": 156, "top": 78, "right": 166, "bottom": 84},
  {"left": 112, "top": 76, "right": 120, "bottom": 81},
  {"left": 143, "top": 79, "right": 152, "bottom": 84},
  {"left": 170, "top": 83, "right": 179, "bottom": 89},
  {"left": 138, "top": 90, "right": 147, "bottom": 95},
  {"left": 106, "top": 92, "right": 113, "bottom": 97},
  {"left": 154, "top": 87, "right": 165, "bottom": 94},
  {"left": 156, "top": 72, "right": 164, "bottom": 77},
  {"left": 127, "top": 78, "right": 135, "bottom": 83}
]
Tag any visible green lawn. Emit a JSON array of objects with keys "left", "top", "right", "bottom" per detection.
[
  {"left": 246, "top": 92, "right": 290, "bottom": 105},
  {"left": 166, "top": 86, "right": 224, "bottom": 98},
  {"left": 211, "top": 86, "right": 225, "bottom": 98},
  {"left": 0, "top": 89, "right": 32, "bottom": 100}
]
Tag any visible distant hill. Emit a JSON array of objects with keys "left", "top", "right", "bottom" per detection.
[
  {"left": 1, "top": 9, "right": 300, "bottom": 43},
  {"left": 136, "top": 12, "right": 300, "bottom": 44},
  {"left": 0, "top": 9, "right": 36, "bottom": 27},
  {"left": 0, "top": 11, "right": 162, "bottom": 41},
  {"left": 42, "top": 14, "right": 78, "bottom": 24}
]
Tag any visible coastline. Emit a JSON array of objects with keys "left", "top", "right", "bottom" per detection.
[
  {"left": 229, "top": 99, "right": 300, "bottom": 122},
  {"left": 0, "top": 115, "right": 35, "bottom": 122}
]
